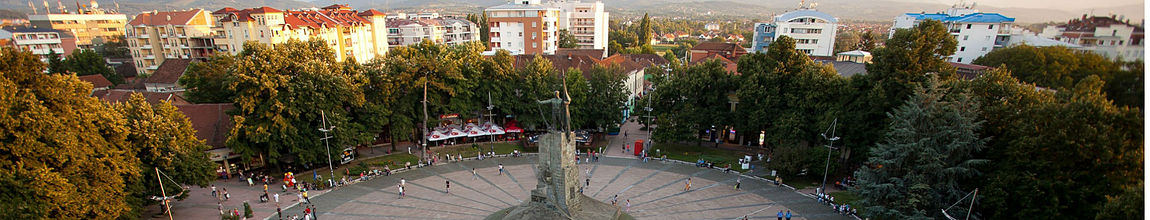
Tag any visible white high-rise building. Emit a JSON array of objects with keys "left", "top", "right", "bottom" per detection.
[
  {"left": 485, "top": 0, "right": 561, "bottom": 55},
  {"left": 890, "top": 5, "right": 1015, "bottom": 64},
  {"left": 545, "top": 0, "right": 608, "bottom": 50},
  {"left": 751, "top": 6, "right": 838, "bottom": 57}
]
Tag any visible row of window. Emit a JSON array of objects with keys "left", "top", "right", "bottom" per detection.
[{"left": 788, "top": 28, "right": 822, "bottom": 34}]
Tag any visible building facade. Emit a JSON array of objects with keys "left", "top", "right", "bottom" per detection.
[
  {"left": 211, "top": 5, "right": 389, "bottom": 62},
  {"left": 890, "top": 6, "right": 1015, "bottom": 64},
  {"left": 485, "top": 0, "right": 561, "bottom": 55},
  {"left": 386, "top": 16, "right": 478, "bottom": 48},
  {"left": 28, "top": 5, "right": 127, "bottom": 48},
  {"left": 752, "top": 8, "right": 838, "bottom": 57},
  {"left": 0, "top": 26, "right": 77, "bottom": 63},
  {"left": 1039, "top": 15, "right": 1144, "bottom": 62},
  {"left": 546, "top": 0, "right": 609, "bottom": 50},
  {"left": 125, "top": 9, "right": 216, "bottom": 75}
]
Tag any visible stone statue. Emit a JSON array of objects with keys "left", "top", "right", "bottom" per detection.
[{"left": 488, "top": 73, "right": 629, "bottom": 220}]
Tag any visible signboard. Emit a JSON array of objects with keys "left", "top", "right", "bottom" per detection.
[{"left": 439, "top": 113, "right": 460, "bottom": 119}]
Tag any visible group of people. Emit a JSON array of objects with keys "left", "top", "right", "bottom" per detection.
[{"left": 817, "top": 192, "right": 857, "bottom": 216}]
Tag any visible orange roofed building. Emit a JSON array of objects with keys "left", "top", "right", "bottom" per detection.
[{"left": 211, "top": 4, "right": 389, "bottom": 62}]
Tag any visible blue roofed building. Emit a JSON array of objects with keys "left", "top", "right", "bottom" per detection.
[
  {"left": 751, "top": 4, "right": 837, "bottom": 57},
  {"left": 889, "top": 4, "right": 1015, "bottom": 64}
]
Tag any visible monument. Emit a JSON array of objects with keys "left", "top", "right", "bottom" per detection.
[{"left": 487, "top": 76, "right": 631, "bottom": 220}]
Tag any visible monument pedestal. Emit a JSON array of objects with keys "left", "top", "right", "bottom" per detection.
[{"left": 486, "top": 132, "right": 632, "bottom": 220}]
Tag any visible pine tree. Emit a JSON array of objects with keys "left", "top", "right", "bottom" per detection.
[
  {"left": 853, "top": 76, "right": 988, "bottom": 220},
  {"left": 638, "top": 13, "right": 653, "bottom": 46},
  {"left": 46, "top": 49, "right": 65, "bottom": 74}
]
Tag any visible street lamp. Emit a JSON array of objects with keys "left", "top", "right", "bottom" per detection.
[
  {"left": 319, "top": 110, "right": 336, "bottom": 186},
  {"left": 819, "top": 118, "right": 839, "bottom": 196}
]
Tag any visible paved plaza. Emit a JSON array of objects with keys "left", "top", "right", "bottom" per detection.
[{"left": 258, "top": 156, "right": 849, "bottom": 220}]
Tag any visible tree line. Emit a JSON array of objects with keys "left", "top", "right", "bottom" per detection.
[
  {"left": 643, "top": 19, "right": 1142, "bottom": 219},
  {"left": 180, "top": 40, "right": 629, "bottom": 169}
]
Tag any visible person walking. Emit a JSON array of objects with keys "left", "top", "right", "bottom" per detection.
[
  {"left": 302, "top": 190, "right": 310, "bottom": 204},
  {"left": 684, "top": 178, "right": 692, "bottom": 191},
  {"left": 776, "top": 210, "right": 783, "bottom": 220},
  {"left": 472, "top": 168, "right": 479, "bottom": 180},
  {"left": 223, "top": 188, "right": 230, "bottom": 201},
  {"left": 211, "top": 185, "right": 217, "bottom": 198},
  {"left": 398, "top": 184, "right": 405, "bottom": 199},
  {"left": 498, "top": 164, "right": 504, "bottom": 176},
  {"left": 445, "top": 180, "right": 451, "bottom": 194},
  {"left": 625, "top": 199, "right": 631, "bottom": 211},
  {"left": 274, "top": 193, "right": 280, "bottom": 204},
  {"left": 735, "top": 177, "right": 741, "bottom": 190},
  {"left": 785, "top": 210, "right": 792, "bottom": 220},
  {"left": 401, "top": 178, "right": 406, "bottom": 187}
]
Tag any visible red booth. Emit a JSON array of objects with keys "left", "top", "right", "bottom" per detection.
[{"left": 634, "top": 140, "right": 644, "bottom": 156}]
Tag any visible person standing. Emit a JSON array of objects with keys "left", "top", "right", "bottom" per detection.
[
  {"left": 445, "top": 180, "right": 451, "bottom": 194},
  {"left": 211, "top": 185, "right": 217, "bottom": 198},
  {"left": 302, "top": 190, "right": 310, "bottom": 204},
  {"left": 498, "top": 164, "right": 504, "bottom": 176},
  {"left": 223, "top": 188, "right": 230, "bottom": 201},
  {"left": 776, "top": 210, "right": 783, "bottom": 220},
  {"left": 625, "top": 199, "right": 631, "bottom": 211},
  {"left": 401, "top": 178, "right": 406, "bottom": 187},
  {"left": 274, "top": 193, "right": 280, "bottom": 204},
  {"left": 785, "top": 210, "right": 792, "bottom": 220}
]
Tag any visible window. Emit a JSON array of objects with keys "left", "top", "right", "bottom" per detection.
[
  {"left": 966, "top": 24, "right": 972, "bottom": 29},
  {"left": 1119, "top": 40, "right": 1124, "bottom": 45},
  {"left": 989, "top": 25, "right": 994, "bottom": 29},
  {"left": 519, "top": 32, "right": 523, "bottom": 37},
  {"left": 960, "top": 46, "right": 965, "bottom": 51},
  {"left": 532, "top": 42, "right": 537, "bottom": 48},
  {"left": 532, "top": 22, "right": 537, "bottom": 27},
  {"left": 981, "top": 47, "right": 987, "bottom": 51},
  {"left": 957, "top": 57, "right": 963, "bottom": 62},
  {"left": 963, "top": 35, "right": 968, "bottom": 40}
]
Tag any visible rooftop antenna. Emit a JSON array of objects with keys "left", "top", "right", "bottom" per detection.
[
  {"left": 969, "top": 2, "right": 976, "bottom": 9},
  {"left": 29, "top": 0, "right": 37, "bottom": 15}
]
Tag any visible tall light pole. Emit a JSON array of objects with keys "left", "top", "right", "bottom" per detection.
[
  {"left": 421, "top": 71, "right": 430, "bottom": 161},
  {"left": 319, "top": 110, "right": 336, "bottom": 185},
  {"left": 819, "top": 118, "right": 839, "bottom": 196}
]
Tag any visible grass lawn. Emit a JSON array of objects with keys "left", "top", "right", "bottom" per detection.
[
  {"left": 297, "top": 153, "right": 420, "bottom": 185},
  {"left": 652, "top": 44, "right": 676, "bottom": 53},
  {"left": 650, "top": 143, "right": 750, "bottom": 172},
  {"left": 780, "top": 175, "right": 823, "bottom": 190}
]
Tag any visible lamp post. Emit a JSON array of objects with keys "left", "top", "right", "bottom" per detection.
[
  {"left": 319, "top": 110, "right": 336, "bottom": 186},
  {"left": 819, "top": 118, "right": 839, "bottom": 196}
]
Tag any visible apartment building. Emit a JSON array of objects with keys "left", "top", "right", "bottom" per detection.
[
  {"left": 211, "top": 4, "right": 389, "bottom": 62},
  {"left": 386, "top": 16, "right": 478, "bottom": 48},
  {"left": 125, "top": 9, "right": 216, "bottom": 75},
  {"left": 0, "top": 26, "right": 78, "bottom": 63},
  {"left": 485, "top": 0, "right": 561, "bottom": 55},
  {"left": 546, "top": 0, "right": 609, "bottom": 50},
  {"left": 890, "top": 5, "right": 1015, "bottom": 64},
  {"left": 752, "top": 6, "right": 838, "bottom": 57},
  {"left": 28, "top": 3, "right": 127, "bottom": 48},
  {"left": 1039, "top": 15, "right": 1144, "bottom": 62}
]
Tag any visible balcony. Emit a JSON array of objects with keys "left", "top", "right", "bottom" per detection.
[
  {"left": 141, "top": 44, "right": 152, "bottom": 49},
  {"left": 136, "top": 34, "right": 150, "bottom": 38}
]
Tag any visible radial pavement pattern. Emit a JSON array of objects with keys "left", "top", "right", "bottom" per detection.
[{"left": 276, "top": 156, "right": 852, "bottom": 220}]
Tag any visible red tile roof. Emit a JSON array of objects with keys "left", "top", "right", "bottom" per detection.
[
  {"left": 358, "top": 9, "right": 386, "bottom": 17},
  {"left": 93, "top": 89, "right": 190, "bottom": 105},
  {"left": 77, "top": 74, "right": 113, "bottom": 89},
  {"left": 128, "top": 9, "right": 204, "bottom": 26},
  {"left": 690, "top": 53, "right": 739, "bottom": 74},
  {"left": 692, "top": 42, "right": 742, "bottom": 51},
  {"left": 145, "top": 59, "right": 194, "bottom": 85},
  {"left": 174, "top": 103, "right": 234, "bottom": 148},
  {"left": 212, "top": 7, "right": 238, "bottom": 14},
  {"left": 555, "top": 48, "right": 606, "bottom": 59}
]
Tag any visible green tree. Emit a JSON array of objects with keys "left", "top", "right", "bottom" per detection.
[
  {"left": 638, "top": 13, "right": 653, "bottom": 46},
  {"left": 649, "top": 60, "right": 735, "bottom": 145},
  {"left": 179, "top": 54, "right": 237, "bottom": 103},
  {"left": 65, "top": 49, "right": 123, "bottom": 85},
  {"left": 584, "top": 64, "right": 628, "bottom": 130},
  {"left": 977, "top": 75, "right": 1142, "bottom": 220},
  {"left": 853, "top": 77, "right": 988, "bottom": 220},
  {"left": 0, "top": 47, "right": 139, "bottom": 219},
  {"left": 1095, "top": 180, "right": 1143, "bottom": 220},
  {"left": 559, "top": 29, "right": 578, "bottom": 48},
  {"left": 858, "top": 30, "right": 881, "bottom": 51},
  {"left": 834, "top": 31, "right": 860, "bottom": 53},
  {"left": 227, "top": 39, "right": 367, "bottom": 168},
  {"left": 609, "top": 41, "right": 624, "bottom": 56},
  {"left": 46, "top": 48, "right": 65, "bottom": 74},
  {"left": 116, "top": 93, "right": 215, "bottom": 219},
  {"left": 563, "top": 69, "right": 590, "bottom": 129},
  {"left": 467, "top": 13, "right": 490, "bottom": 48},
  {"left": 96, "top": 35, "right": 131, "bottom": 59},
  {"left": 972, "top": 45, "right": 1140, "bottom": 107}
]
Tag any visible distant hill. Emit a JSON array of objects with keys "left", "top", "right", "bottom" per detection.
[{"left": 0, "top": 0, "right": 1140, "bottom": 24}]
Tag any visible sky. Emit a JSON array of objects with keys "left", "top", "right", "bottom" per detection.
[{"left": 911, "top": 0, "right": 1143, "bottom": 11}]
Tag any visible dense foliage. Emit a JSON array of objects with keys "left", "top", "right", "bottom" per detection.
[{"left": 0, "top": 48, "right": 212, "bottom": 219}]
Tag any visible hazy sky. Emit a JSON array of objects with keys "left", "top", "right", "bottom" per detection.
[{"left": 909, "top": 0, "right": 1143, "bottom": 11}]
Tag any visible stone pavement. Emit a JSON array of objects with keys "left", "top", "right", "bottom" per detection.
[{"left": 262, "top": 156, "right": 853, "bottom": 220}]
